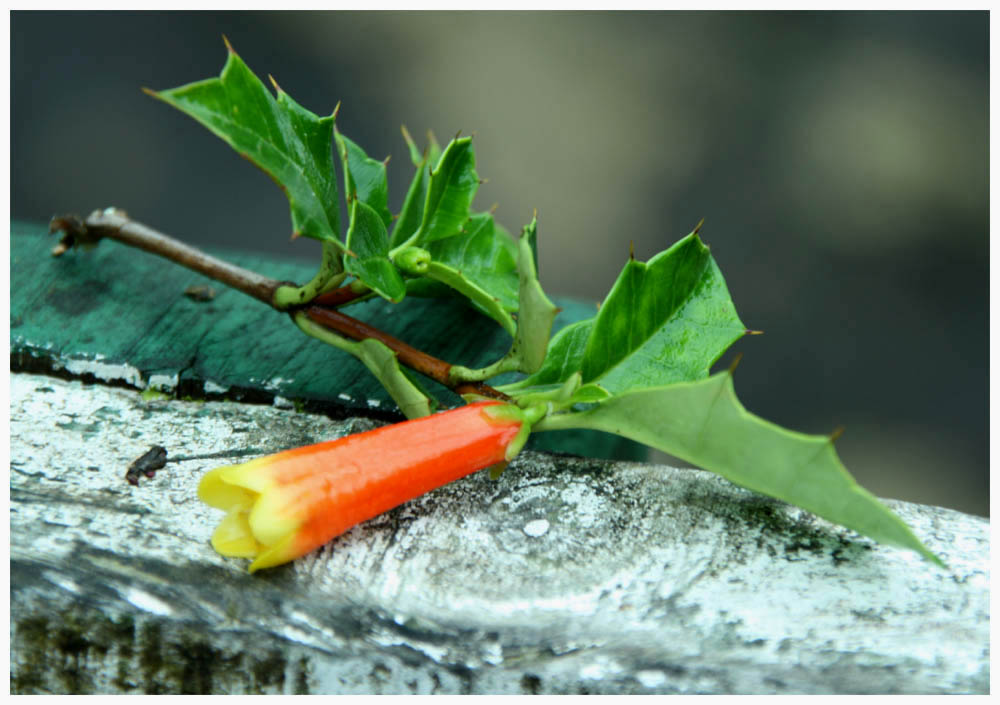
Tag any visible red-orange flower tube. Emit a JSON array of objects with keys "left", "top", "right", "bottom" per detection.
[{"left": 198, "top": 400, "right": 531, "bottom": 572}]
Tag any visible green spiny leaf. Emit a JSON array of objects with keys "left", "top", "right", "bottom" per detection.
[
  {"left": 148, "top": 41, "right": 342, "bottom": 247},
  {"left": 513, "top": 219, "right": 559, "bottom": 374},
  {"left": 416, "top": 136, "right": 479, "bottom": 244},
  {"left": 422, "top": 259, "right": 516, "bottom": 336},
  {"left": 421, "top": 213, "right": 519, "bottom": 312},
  {"left": 401, "top": 126, "right": 444, "bottom": 169},
  {"left": 523, "top": 211, "right": 540, "bottom": 273},
  {"left": 400, "top": 125, "right": 424, "bottom": 167},
  {"left": 335, "top": 130, "right": 392, "bottom": 229},
  {"left": 538, "top": 369, "right": 943, "bottom": 567},
  {"left": 446, "top": 218, "right": 562, "bottom": 383},
  {"left": 391, "top": 153, "right": 429, "bottom": 248},
  {"left": 345, "top": 200, "right": 406, "bottom": 303},
  {"left": 426, "top": 130, "right": 444, "bottom": 169},
  {"left": 580, "top": 232, "right": 746, "bottom": 395},
  {"left": 505, "top": 317, "right": 595, "bottom": 389}
]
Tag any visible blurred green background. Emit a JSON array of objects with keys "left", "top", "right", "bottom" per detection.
[{"left": 11, "top": 11, "right": 987, "bottom": 515}]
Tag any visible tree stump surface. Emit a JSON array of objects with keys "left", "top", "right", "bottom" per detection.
[{"left": 10, "top": 373, "right": 989, "bottom": 694}]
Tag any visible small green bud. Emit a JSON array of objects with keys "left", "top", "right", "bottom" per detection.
[{"left": 394, "top": 246, "right": 432, "bottom": 275}]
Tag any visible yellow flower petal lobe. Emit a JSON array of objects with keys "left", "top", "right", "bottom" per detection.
[
  {"left": 248, "top": 532, "right": 304, "bottom": 573},
  {"left": 219, "top": 457, "right": 275, "bottom": 494},
  {"left": 198, "top": 464, "right": 258, "bottom": 511},
  {"left": 211, "top": 508, "right": 262, "bottom": 558},
  {"left": 248, "top": 484, "right": 303, "bottom": 548}
]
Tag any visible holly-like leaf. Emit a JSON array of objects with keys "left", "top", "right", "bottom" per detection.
[
  {"left": 391, "top": 133, "right": 476, "bottom": 252},
  {"left": 425, "top": 213, "right": 519, "bottom": 311},
  {"left": 401, "top": 125, "right": 425, "bottom": 168},
  {"left": 400, "top": 125, "right": 443, "bottom": 169},
  {"left": 335, "top": 130, "right": 392, "bottom": 229},
  {"left": 391, "top": 153, "right": 429, "bottom": 248},
  {"left": 539, "top": 368, "right": 943, "bottom": 566},
  {"left": 579, "top": 233, "right": 746, "bottom": 395},
  {"left": 400, "top": 213, "right": 520, "bottom": 331},
  {"left": 509, "top": 231, "right": 745, "bottom": 395},
  {"left": 413, "top": 137, "right": 479, "bottom": 245},
  {"left": 522, "top": 210, "right": 540, "bottom": 273},
  {"left": 505, "top": 317, "right": 595, "bottom": 390},
  {"left": 425, "top": 130, "right": 444, "bottom": 170},
  {"left": 513, "top": 219, "right": 558, "bottom": 374},
  {"left": 147, "top": 40, "right": 342, "bottom": 247},
  {"left": 345, "top": 200, "right": 406, "bottom": 303},
  {"left": 444, "top": 218, "right": 561, "bottom": 384},
  {"left": 422, "top": 258, "right": 516, "bottom": 336}
]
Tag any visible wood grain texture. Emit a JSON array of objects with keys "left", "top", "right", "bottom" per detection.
[{"left": 10, "top": 374, "right": 989, "bottom": 694}]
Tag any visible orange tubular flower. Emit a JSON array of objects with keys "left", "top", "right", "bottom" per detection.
[{"left": 198, "top": 400, "right": 529, "bottom": 572}]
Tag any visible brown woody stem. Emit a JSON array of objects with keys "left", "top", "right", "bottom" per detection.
[
  {"left": 49, "top": 209, "right": 511, "bottom": 402},
  {"left": 304, "top": 306, "right": 451, "bottom": 383},
  {"left": 311, "top": 282, "right": 369, "bottom": 308},
  {"left": 51, "top": 209, "right": 281, "bottom": 306}
]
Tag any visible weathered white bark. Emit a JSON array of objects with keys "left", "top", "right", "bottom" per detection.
[{"left": 10, "top": 373, "right": 989, "bottom": 694}]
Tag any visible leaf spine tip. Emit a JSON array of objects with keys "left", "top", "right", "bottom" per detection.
[
  {"left": 829, "top": 425, "right": 845, "bottom": 443},
  {"left": 489, "top": 202, "right": 499, "bottom": 214},
  {"left": 454, "top": 129, "right": 463, "bottom": 140},
  {"left": 628, "top": 241, "right": 635, "bottom": 260},
  {"left": 222, "top": 34, "right": 235, "bottom": 54},
  {"left": 693, "top": 217, "right": 705, "bottom": 235},
  {"left": 290, "top": 231, "right": 302, "bottom": 241},
  {"left": 140, "top": 86, "right": 158, "bottom": 98},
  {"left": 383, "top": 155, "right": 391, "bottom": 166},
  {"left": 745, "top": 329, "right": 764, "bottom": 336},
  {"left": 400, "top": 124, "right": 412, "bottom": 140},
  {"left": 268, "top": 74, "right": 283, "bottom": 94},
  {"left": 727, "top": 352, "right": 743, "bottom": 375},
  {"left": 332, "top": 101, "right": 341, "bottom": 119},
  {"left": 479, "top": 178, "right": 488, "bottom": 185}
]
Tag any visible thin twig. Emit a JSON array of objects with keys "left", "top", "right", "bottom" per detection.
[
  {"left": 303, "top": 307, "right": 511, "bottom": 401},
  {"left": 48, "top": 209, "right": 512, "bottom": 402},
  {"left": 51, "top": 209, "right": 281, "bottom": 305},
  {"left": 304, "top": 306, "right": 452, "bottom": 383},
  {"left": 312, "top": 282, "right": 368, "bottom": 308}
]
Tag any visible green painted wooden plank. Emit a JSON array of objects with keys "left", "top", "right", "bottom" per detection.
[{"left": 11, "top": 220, "right": 645, "bottom": 460}]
